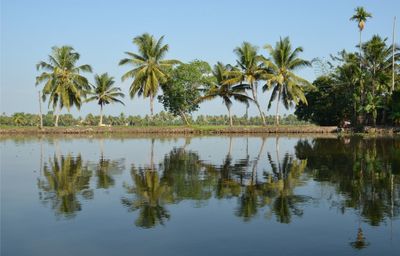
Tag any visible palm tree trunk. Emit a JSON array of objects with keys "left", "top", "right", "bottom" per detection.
[
  {"left": 392, "top": 16, "right": 396, "bottom": 93},
  {"left": 251, "top": 83, "right": 266, "bottom": 126},
  {"left": 38, "top": 91, "right": 43, "bottom": 129},
  {"left": 359, "top": 29, "right": 366, "bottom": 126},
  {"left": 150, "top": 94, "right": 154, "bottom": 117},
  {"left": 54, "top": 106, "right": 60, "bottom": 127},
  {"left": 276, "top": 88, "right": 282, "bottom": 126},
  {"left": 359, "top": 29, "right": 362, "bottom": 69},
  {"left": 227, "top": 104, "right": 233, "bottom": 126},
  {"left": 99, "top": 105, "right": 103, "bottom": 126}
]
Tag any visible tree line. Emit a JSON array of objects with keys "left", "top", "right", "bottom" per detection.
[
  {"left": 27, "top": 7, "right": 398, "bottom": 128},
  {"left": 0, "top": 111, "right": 306, "bottom": 127}
]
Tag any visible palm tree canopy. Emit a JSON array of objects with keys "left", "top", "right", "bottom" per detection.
[
  {"left": 199, "top": 63, "right": 253, "bottom": 108},
  {"left": 262, "top": 37, "right": 311, "bottom": 110},
  {"left": 86, "top": 73, "right": 125, "bottom": 106},
  {"left": 350, "top": 6, "right": 372, "bottom": 31},
  {"left": 223, "top": 42, "right": 264, "bottom": 86},
  {"left": 119, "top": 33, "right": 180, "bottom": 99},
  {"left": 35, "top": 45, "right": 92, "bottom": 111}
]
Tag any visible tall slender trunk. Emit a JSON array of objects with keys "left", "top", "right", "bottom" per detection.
[
  {"left": 359, "top": 29, "right": 365, "bottom": 126},
  {"left": 99, "top": 105, "right": 103, "bottom": 126},
  {"left": 227, "top": 104, "right": 233, "bottom": 126},
  {"left": 150, "top": 94, "right": 154, "bottom": 117},
  {"left": 179, "top": 110, "right": 190, "bottom": 125},
  {"left": 251, "top": 82, "right": 266, "bottom": 126},
  {"left": 275, "top": 88, "right": 282, "bottom": 126},
  {"left": 54, "top": 105, "right": 60, "bottom": 127},
  {"left": 38, "top": 91, "right": 43, "bottom": 129},
  {"left": 359, "top": 29, "right": 362, "bottom": 69},
  {"left": 392, "top": 16, "right": 396, "bottom": 93}
]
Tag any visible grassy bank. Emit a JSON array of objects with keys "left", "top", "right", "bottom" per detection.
[{"left": 0, "top": 125, "right": 340, "bottom": 135}]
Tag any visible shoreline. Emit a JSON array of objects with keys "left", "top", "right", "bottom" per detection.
[
  {"left": 0, "top": 125, "right": 340, "bottom": 135},
  {"left": 1, "top": 125, "right": 399, "bottom": 135}
]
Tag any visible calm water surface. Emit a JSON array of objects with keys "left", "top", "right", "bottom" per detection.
[{"left": 1, "top": 135, "right": 399, "bottom": 256}]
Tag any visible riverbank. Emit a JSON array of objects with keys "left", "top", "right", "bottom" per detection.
[
  {"left": 0, "top": 125, "right": 340, "bottom": 135},
  {"left": 1, "top": 125, "right": 399, "bottom": 135}
]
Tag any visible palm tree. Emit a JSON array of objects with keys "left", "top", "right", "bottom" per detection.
[
  {"left": 199, "top": 62, "right": 252, "bottom": 126},
  {"left": 86, "top": 73, "right": 125, "bottom": 126},
  {"left": 262, "top": 37, "right": 311, "bottom": 125},
  {"left": 350, "top": 7, "right": 372, "bottom": 68},
  {"left": 350, "top": 7, "right": 372, "bottom": 125},
  {"left": 224, "top": 42, "right": 267, "bottom": 125},
  {"left": 36, "top": 46, "right": 92, "bottom": 127},
  {"left": 119, "top": 33, "right": 180, "bottom": 116}
]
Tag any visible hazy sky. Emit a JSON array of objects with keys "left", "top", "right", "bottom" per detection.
[{"left": 1, "top": 0, "right": 399, "bottom": 117}]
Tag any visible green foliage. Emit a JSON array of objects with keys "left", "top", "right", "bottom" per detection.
[
  {"left": 36, "top": 46, "right": 92, "bottom": 112},
  {"left": 158, "top": 60, "right": 213, "bottom": 122},
  {"left": 199, "top": 62, "right": 253, "bottom": 126},
  {"left": 262, "top": 37, "right": 311, "bottom": 126},
  {"left": 296, "top": 35, "right": 400, "bottom": 126},
  {"left": 119, "top": 33, "right": 180, "bottom": 115},
  {"left": 0, "top": 112, "right": 307, "bottom": 127},
  {"left": 295, "top": 76, "right": 353, "bottom": 126}
]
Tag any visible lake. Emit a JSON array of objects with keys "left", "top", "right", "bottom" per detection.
[{"left": 1, "top": 135, "right": 399, "bottom": 256}]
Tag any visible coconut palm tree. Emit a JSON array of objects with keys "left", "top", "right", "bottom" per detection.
[
  {"left": 35, "top": 46, "right": 92, "bottom": 127},
  {"left": 119, "top": 33, "right": 180, "bottom": 117},
  {"left": 86, "top": 73, "right": 125, "bottom": 126},
  {"left": 199, "top": 62, "right": 253, "bottom": 126},
  {"left": 262, "top": 37, "right": 311, "bottom": 125},
  {"left": 350, "top": 7, "right": 372, "bottom": 67},
  {"left": 224, "top": 42, "right": 267, "bottom": 125}
]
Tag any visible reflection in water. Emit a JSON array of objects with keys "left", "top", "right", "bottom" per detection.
[
  {"left": 38, "top": 154, "right": 93, "bottom": 218},
  {"left": 122, "top": 168, "right": 173, "bottom": 228},
  {"left": 33, "top": 136, "right": 399, "bottom": 251},
  {"left": 95, "top": 155, "right": 124, "bottom": 189},
  {"left": 295, "top": 137, "right": 400, "bottom": 226}
]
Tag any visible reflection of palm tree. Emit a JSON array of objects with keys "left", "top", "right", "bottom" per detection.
[
  {"left": 122, "top": 168, "right": 174, "bottom": 228},
  {"left": 95, "top": 155, "right": 124, "bottom": 189},
  {"left": 162, "top": 147, "right": 214, "bottom": 201},
  {"left": 95, "top": 139, "right": 124, "bottom": 189},
  {"left": 266, "top": 137, "right": 308, "bottom": 223},
  {"left": 38, "top": 154, "right": 92, "bottom": 218}
]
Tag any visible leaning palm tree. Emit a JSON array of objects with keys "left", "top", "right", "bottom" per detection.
[
  {"left": 86, "top": 73, "right": 125, "bottom": 126},
  {"left": 199, "top": 62, "right": 252, "bottom": 126},
  {"left": 119, "top": 33, "right": 180, "bottom": 116},
  {"left": 262, "top": 37, "right": 311, "bottom": 125},
  {"left": 36, "top": 46, "right": 92, "bottom": 126},
  {"left": 350, "top": 6, "right": 372, "bottom": 67},
  {"left": 224, "top": 42, "right": 267, "bottom": 125}
]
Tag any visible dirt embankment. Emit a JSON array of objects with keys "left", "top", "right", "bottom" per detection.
[{"left": 0, "top": 126, "right": 340, "bottom": 135}]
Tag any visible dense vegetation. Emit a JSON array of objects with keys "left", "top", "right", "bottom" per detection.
[
  {"left": 0, "top": 111, "right": 306, "bottom": 127},
  {"left": 2, "top": 6, "right": 398, "bottom": 129}
]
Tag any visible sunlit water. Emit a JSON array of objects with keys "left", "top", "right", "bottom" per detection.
[{"left": 1, "top": 135, "right": 399, "bottom": 256}]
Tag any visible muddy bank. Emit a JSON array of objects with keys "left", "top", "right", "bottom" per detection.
[{"left": 0, "top": 125, "right": 339, "bottom": 135}]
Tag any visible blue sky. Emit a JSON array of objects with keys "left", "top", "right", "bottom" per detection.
[{"left": 1, "top": 0, "right": 399, "bottom": 117}]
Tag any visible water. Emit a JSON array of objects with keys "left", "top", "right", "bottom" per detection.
[{"left": 1, "top": 135, "right": 399, "bottom": 256}]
